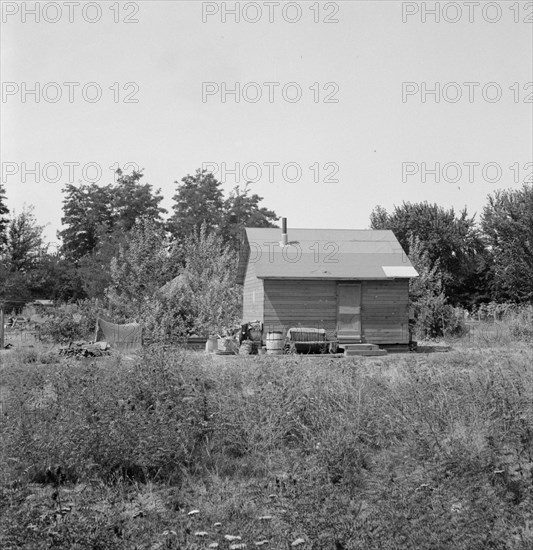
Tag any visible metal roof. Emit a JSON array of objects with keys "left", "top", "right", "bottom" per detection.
[{"left": 236, "top": 228, "right": 418, "bottom": 283}]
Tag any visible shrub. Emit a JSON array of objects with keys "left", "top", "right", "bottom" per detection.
[
  {"left": 412, "top": 296, "right": 467, "bottom": 339},
  {"left": 140, "top": 294, "right": 195, "bottom": 344},
  {"left": 508, "top": 315, "right": 533, "bottom": 342},
  {"left": 467, "top": 303, "right": 533, "bottom": 344},
  {"left": 39, "top": 311, "right": 87, "bottom": 343},
  {"left": 407, "top": 236, "right": 466, "bottom": 340},
  {"left": 38, "top": 299, "right": 111, "bottom": 343}
]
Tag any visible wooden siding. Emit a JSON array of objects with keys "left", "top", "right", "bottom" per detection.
[
  {"left": 242, "top": 262, "right": 264, "bottom": 322},
  {"left": 361, "top": 280, "right": 409, "bottom": 344},
  {"left": 247, "top": 277, "right": 410, "bottom": 345},
  {"left": 263, "top": 280, "right": 337, "bottom": 337}
]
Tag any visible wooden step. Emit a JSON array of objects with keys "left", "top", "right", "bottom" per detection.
[
  {"left": 343, "top": 343, "right": 379, "bottom": 351},
  {"left": 337, "top": 332, "right": 365, "bottom": 345},
  {"left": 344, "top": 349, "right": 388, "bottom": 357}
]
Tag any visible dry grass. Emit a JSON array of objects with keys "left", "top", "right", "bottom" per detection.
[{"left": 1, "top": 342, "right": 532, "bottom": 549}]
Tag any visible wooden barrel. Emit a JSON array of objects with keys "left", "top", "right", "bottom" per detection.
[{"left": 266, "top": 332, "right": 284, "bottom": 354}]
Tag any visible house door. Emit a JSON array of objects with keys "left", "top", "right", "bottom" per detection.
[{"left": 337, "top": 284, "right": 362, "bottom": 343}]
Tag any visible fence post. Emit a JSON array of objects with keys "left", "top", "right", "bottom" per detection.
[{"left": 0, "top": 303, "right": 4, "bottom": 350}]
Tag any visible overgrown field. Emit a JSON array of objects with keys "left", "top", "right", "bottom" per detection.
[{"left": 1, "top": 343, "right": 532, "bottom": 549}]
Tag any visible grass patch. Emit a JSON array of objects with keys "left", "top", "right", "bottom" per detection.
[{"left": 1, "top": 346, "right": 532, "bottom": 549}]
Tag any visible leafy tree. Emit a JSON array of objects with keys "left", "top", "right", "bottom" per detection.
[
  {"left": 221, "top": 183, "right": 279, "bottom": 249},
  {"left": 0, "top": 205, "right": 47, "bottom": 307},
  {"left": 481, "top": 184, "right": 533, "bottom": 303},
  {"left": 168, "top": 170, "right": 279, "bottom": 252},
  {"left": 370, "top": 202, "right": 485, "bottom": 305},
  {"left": 173, "top": 224, "right": 241, "bottom": 336},
  {"left": 59, "top": 182, "right": 114, "bottom": 261},
  {"left": 26, "top": 253, "right": 86, "bottom": 301},
  {"left": 408, "top": 235, "right": 444, "bottom": 304},
  {"left": 5, "top": 205, "right": 45, "bottom": 273},
  {"left": 59, "top": 169, "right": 166, "bottom": 261},
  {"left": 0, "top": 183, "right": 9, "bottom": 252},
  {"left": 112, "top": 169, "right": 167, "bottom": 233},
  {"left": 368, "top": 205, "right": 388, "bottom": 229},
  {"left": 76, "top": 227, "right": 127, "bottom": 299},
  {"left": 0, "top": 266, "right": 32, "bottom": 309},
  {"left": 143, "top": 224, "right": 242, "bottom": 339},
  {"left": 106, "top": 219, "right": 174, "bottom": 319},
  {"left": 0, "top": 204, "right": 83, "bottom": 303},
  {"left": 167, "top": 169, "right": 225, "bottom": 242},
  {"left": 408, "top": 236, "right": 464, "bottom": 339}
]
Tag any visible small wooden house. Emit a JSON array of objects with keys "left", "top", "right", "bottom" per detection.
[{"left": 236, "top": 220, "right": 418, "bottom": 347}]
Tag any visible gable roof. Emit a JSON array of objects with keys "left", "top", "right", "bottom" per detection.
[{"left": 236, "top": 228, "right": 418, "bottom": 283}]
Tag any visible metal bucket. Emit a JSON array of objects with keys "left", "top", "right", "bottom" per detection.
[{"left": 205, "top": 336, "right": 218, "bottom": 354}]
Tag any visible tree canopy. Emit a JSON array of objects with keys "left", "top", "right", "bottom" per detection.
[
  {"left": 104, "top": 219, "right": 241, "bottom": 337},
  {"left": 106, "top": 219, "right": 174, "bottom": 319},
  {"left": 221, "top": 183, "right": 279, "bottom": 248},
  {"left": 59, "top": 170, "right": 165, "bottom": 261},
  {"left": 370, "top": 202, "right": 486, "bottom": 305},
  {"left": 481, "top": 184, "right": 533, "bottom": 302},
  {"left": 168, "top": 170, "right": 279, "bottom": 248},
  {"left": 5, "top": 164, "right": 531, "bottom": 319},
  {"left": 5, "top": 205, "right": 45, "bottom": 273},
  {"left": 0, "top": 205, "right": 49, "bottom": 305},
  {"left": 167, "top": 170, "right": 225, "bottom": 243}
]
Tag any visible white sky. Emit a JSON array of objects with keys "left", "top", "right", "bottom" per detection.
[{"left": 1, "top": 0, "right": 532, "bottom": 245}]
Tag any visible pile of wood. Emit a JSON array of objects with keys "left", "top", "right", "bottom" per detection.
[{"left": 59, "top": 341, "right": 111, "bottom": 358}]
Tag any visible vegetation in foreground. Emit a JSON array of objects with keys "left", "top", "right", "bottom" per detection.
[{"left": 1, "top": 343, "right": 532, "bottom": 549}]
